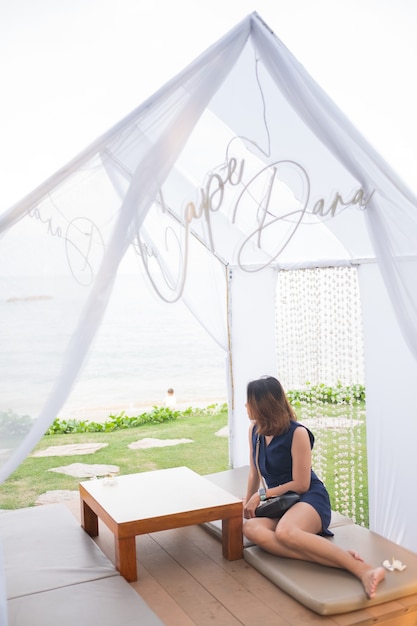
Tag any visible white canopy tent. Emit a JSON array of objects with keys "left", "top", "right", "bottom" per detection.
[{"left": 1, "top": 11, "right": 417, "bottom": 563}]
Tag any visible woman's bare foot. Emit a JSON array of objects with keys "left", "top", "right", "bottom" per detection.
[{"left": 361, "top": 566, "right": 385, "bottom": 599}]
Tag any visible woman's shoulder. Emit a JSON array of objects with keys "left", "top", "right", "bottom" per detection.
[{"left": 292, "top": 420, "right": 315, "bottom": 445}]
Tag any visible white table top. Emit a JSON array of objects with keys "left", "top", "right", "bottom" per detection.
[{"left": 80, "top": 466, "right": 242, "bottom": 524}]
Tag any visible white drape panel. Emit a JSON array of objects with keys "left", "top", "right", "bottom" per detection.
[
  {"left": 0, "top": 17, "right": 250, "bottom": 483},
  {"left": 102, "top": 154, "right": 229, "bottom": 351},
  {"left": 359, "top": 262, "right": 417, "bottom": 553},
  {"left": 250, "top": 16, "right": 417, "bottom": 358}
]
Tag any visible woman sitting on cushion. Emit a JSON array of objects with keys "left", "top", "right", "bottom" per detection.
[{"left": 243, "top": 376, "right": 385, "bottom": 599}]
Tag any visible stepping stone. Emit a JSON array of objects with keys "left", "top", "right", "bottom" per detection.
[
  {"left": 32, "top": 443, "right": 108, "bottom": 457},
  {"left": 215, "top": 426, "right": 229, "bottom": 437},
  {"left": 48, "top": 463, "right": 119, "bottom": 478},
  {"left": 35, "top": 490, "right": 79, "bottom": 505},
  {"left": 128, "top": 438, "right": 193, "bottom": 449}
]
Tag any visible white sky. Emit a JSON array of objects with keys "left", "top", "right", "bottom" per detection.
[{"left": 1, "top": 0, "right": 417, "bottom": 211}]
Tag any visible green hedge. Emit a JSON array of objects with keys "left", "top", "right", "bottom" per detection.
[
  {"left": 287, "top": 382, "right": 365, "bottom": 406},
  {"left": 1, "top": 384, "right": 365, "bottom": 438}
]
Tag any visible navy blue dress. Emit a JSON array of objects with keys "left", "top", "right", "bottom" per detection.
[{"left": 252, "top": 421, "right": 333, "bottom": 536}]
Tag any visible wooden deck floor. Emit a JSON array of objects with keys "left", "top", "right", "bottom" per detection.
[{"left": 65, "top": 500, "right": 417, "bottom": 626}]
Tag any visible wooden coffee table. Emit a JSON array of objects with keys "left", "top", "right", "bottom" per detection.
[{"left": 79, "top": 466, "right": 243, "bottom": 582}]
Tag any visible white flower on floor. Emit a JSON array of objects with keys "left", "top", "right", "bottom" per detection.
[{"left": 382, "top": 557, "right": 407, "bottom": 571}]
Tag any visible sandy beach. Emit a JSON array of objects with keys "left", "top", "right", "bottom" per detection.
[{"left": 58, "top": 396, "right": 228, "bottom": 423}]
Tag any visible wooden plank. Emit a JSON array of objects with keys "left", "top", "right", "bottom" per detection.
[
  {"left": 64, "top": 502, "right": 417, "bottom": 626},
  {"left": 396, "top": 593, "right": 417, "bottom": 611},
  {"left": 379, "top": 614, "right": 417, "bottom": 626},
  {"left": 152, "top": 527, "right": 294, "bottom": 626},
  {"left": 131, "top": 560, "right": 195, "bottom": 626},
  {"left": 365, "top": 599, "right": 417, "bottom": 625},
  {"left": 178, "top": 524, "right": 337, "bottom": 625},
  {"left": 331, "top": 610, "right": 376, "bottom": 626},
  {"left": 136, "top": 532, "right": 242, "bottom": 625}
]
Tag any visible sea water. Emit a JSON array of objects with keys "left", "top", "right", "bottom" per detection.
[{"left": 0, "top": 274, "right": 228, "bottom": 420}]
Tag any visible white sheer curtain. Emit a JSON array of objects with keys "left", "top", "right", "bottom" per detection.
[
  {"left": 101, "top": 155, "right": 229, "bottom": 351},
  {"left": 250, "top": 16, "right": 417, "bottom": 357},
  {"left": 0, "top": 16, "right": 250, "bottom": 483}
]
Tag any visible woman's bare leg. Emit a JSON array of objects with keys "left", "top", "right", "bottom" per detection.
[{"left": 243, "top": 503, "right": 385, "bottom": 599}]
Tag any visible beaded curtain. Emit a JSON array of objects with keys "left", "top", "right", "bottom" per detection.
[{"left": 275, "top": 266, "right": 367, "bottom": 525}]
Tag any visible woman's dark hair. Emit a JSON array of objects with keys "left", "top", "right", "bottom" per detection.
[{"left": 246, "top": 376, "right": 296, "bottom": 435}]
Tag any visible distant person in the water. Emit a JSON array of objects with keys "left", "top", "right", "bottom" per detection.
[{"left": 164, "top": 388, "right": 177, "bottom": 408}]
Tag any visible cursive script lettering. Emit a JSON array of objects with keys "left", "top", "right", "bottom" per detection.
[
  {"left": 29, "top": 206, "right": 64, "bottom": 238},
  {"left": 29, "top": 207, "right": 105, "bottom": 285},
  {"left": 138, "top": 150, "right": 375, "bottom": 301},
  {"left": 312, "top": 188, "right": 373, "bottom": 217},
  {"left": 184, "top": 157, "right": 244, "bottom": 250},
  {"left": 133, "top": 214, "right": 186, "bottom": 303},
  {"left": 187, "top": 157, "right": 374, "bottom": 267}
]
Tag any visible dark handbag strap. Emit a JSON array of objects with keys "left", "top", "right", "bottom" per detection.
[{"left": 255, "top": 434, "right": 267, "bottom": 490}]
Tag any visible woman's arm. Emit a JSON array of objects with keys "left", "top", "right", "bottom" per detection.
[{"left": 290, "top": 425, "right": 313, "bottom": 492}]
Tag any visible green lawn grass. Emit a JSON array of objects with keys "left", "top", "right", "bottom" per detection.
[
  {"left": 0, "top": 402, "right": 368, "bottom": 526},
  {"left": 0, "top": 408, "right": 229, "bottom": 510}
]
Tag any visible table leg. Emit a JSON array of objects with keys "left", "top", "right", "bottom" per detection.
[
  {"left": 222, "top": 515, "right": 243, "bottom": 560},
  {"left": 115, "top": 535, "right": 138, "bottom": 582},
  {"left": 81, "top": 499, "right": 99, "bottom": 537}
]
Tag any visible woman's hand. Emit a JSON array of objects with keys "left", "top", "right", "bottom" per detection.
[{"left": 243, "top": 493, "right": 260, "bottom": 519}]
